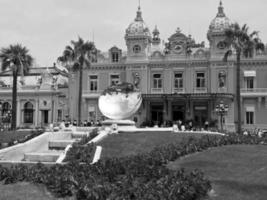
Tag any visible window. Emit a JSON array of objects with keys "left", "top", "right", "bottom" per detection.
[
  {"left": 174, "top": 73, "right": 183, "bottom": 89},
  {"left": 110, "top": 74, "right": 120, "bottom": 86},
  {"left": 133, "top": 45, "right": 141, "bottom": 53},
  {"left": 153, "top": 74, "right": 163, "bottom": 89},
  {"left": 246, "top": 111, "right": 254, "bottom": 124},
  {"left": 246, "top": 77, "right": 254, "bottom": 89},
  {"left": 112, "top": 52, "right": 119, "bottom": 62},
  {"left": 1, "top": 102, "right": 11, "bottom": 117},
  {"left": 57, "top": 110, "right": 62, "bottom": 121},
  {"left": 89, "top": 75, "right": 98, "bottom": 92},
  {"left": 1, "top": 102, "right": 11, "bottom": 123},
  {"left": 196, "top": 72, "right": 205, "bottom": 88},
  {"left": 24, "top": 102, "right": 34, "bottom": 123},
  {"left": 88, "top": 106, "right": 96, "bottom": 122}
]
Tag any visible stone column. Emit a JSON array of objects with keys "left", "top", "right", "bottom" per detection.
[
  {"left": 258, "top": 97, "right": 262, "bottom": 109},
  {"left": 34, "top": 99, "right": 38, "bottom": 127},
  {"left": 16, "top": 99, "right": 20, "bottom": 127}
]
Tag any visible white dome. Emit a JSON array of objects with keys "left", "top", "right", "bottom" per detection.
[
  {"left": 125, "top": 7, "right": 151, "bottom": 37},
  {"left": 209, "top": 1, "right": 231, "bottom": 32},
  {"left": 98, "top": 92, "right": 142, "bottom": 120}
]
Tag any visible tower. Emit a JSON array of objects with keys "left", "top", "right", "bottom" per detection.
[
  {"left": 207, "top": 1, "right": 231, "bottom": 58},
  {"left": 125, "top": 6, "right": 151, "bottom": 62}
]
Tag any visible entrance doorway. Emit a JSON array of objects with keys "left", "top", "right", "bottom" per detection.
[
  {"left": 42, "top": 110, "right": 49, "bottom": 125},
  {"left": 194, "top": 105, "right": 208, "bottom": 128},
  {"left": 172, "top": 105, "right": 185, "bottom": 122},
  {"left": 151, "top": 105, "right": 163, "bottom": 126}
]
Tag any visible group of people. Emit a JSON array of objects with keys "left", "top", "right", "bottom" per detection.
[
  {"left": 140, "top": 119, "right": 210, "bottom": 131},
  {"left": 243, "top": 128, "right": 266, "bottom": 138},
  {"left": 63, "top": 119, "right": 102, "bottom": 127}
]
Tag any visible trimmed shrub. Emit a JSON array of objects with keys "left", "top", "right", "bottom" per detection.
[{"left": 0, "top": 133, "right": 266, "bottom": 199}]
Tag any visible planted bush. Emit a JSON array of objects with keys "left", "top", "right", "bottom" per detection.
[
  {"left": 63, "top": 143, "right": 96, "bottom": 164},
  {"left": 0, "top": 133, "right": 266, "bottom": 199}
]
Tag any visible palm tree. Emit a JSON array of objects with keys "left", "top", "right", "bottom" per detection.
[
  {"left": 58, "top": 37, "right": 96, "bottom": 125},
  {"left": 223, "top": 23, "right": 264, "bottom": 134},
  {"left": 0, "top": 44, "right": 33, "bottom": 130}
]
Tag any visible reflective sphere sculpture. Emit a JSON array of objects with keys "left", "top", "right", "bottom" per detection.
[{"left": 98, "top": 82, "right": 142, "bottom": 120}]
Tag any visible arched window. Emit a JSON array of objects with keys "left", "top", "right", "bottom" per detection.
[
  {"left": 2, "top": 102, "right": 11, "bottom": 117},
  {"left": 24, "top": 102, "right": 34, "bottom": 123},
  {"left": 133, "top": 45, "right": 141, "bottom": 53}
]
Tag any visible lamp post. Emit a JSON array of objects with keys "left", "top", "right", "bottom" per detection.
[
  {"left": 0, "top": 102, "right": 2, "bottom": 131},
  {"left": 215, "top": 101, "right": 229, "bottom": 132},
  {"left": 6, "top": 110, "right": 12, "bottom": 130}
]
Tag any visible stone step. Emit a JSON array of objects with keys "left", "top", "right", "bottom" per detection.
[
  {"left": 71, "top": 131, "right": 89, "bottom": 139},
  {"left": 48, "top": 140, "right": 75, "bottom": 150},
  {"left": 76, "top": 127, "right": 96, "bottom": 132},
  {"left": 24, "top": 152, "right": 62, "bottom": 162}
]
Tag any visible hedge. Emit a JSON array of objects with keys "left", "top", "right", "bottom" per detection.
[{"left": 0, "top": 133, "right": 266, "bottom": 199}]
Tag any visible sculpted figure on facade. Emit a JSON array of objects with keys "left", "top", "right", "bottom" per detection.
[
  {"left": 218, "top": 71, "right": 226, "bottom": 88},
  {"left": 133, "top": 72, "right": 140, "bottom": 89}
]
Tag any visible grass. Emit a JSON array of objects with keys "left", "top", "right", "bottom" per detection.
[
  {"left": 0, "top": 182, "right": 74, "bottom": 200},
  {"left": 0, "top": 130, "right": 37, "bottom": 144},
  {"left": 2, "top": 132, "right": 266, "bottom": 199},
  {"left": 167, "top": 144, "right": 267, "bottom": 200},
  {"left": 99, "top": 131, "right": 205, "bottom": 158}
]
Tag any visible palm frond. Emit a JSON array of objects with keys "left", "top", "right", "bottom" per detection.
[
  {"left": 223, "top": 50, "right": 232, "bottom": 62},
  {"left": 0, "top": 44, "right": 33, "bottom": 74}
]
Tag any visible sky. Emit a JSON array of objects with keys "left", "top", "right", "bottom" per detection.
[{"left": 0, "top": 0, "right": 266, "bottom": 67}]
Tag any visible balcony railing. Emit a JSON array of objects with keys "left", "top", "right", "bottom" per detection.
[
  {"left": 173, "top": 88, "right": 185, "bottom": 94},
  {"left": 151, "top": 88, "right": 163, "bottom": 93},
  {"left": 82, "top": 90, "right": 102, "bottom": 98},
  {"left": 194, "top": 87, "right": 207, "bottom": 93},
  {"left": 217, "top": 87, "right": 227, "bottom": 93},
  {"left": 241, "top": 88, "right": 267, "bottom": 96}
]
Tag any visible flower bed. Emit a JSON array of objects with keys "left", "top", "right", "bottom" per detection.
[
  {"left": 0, "top": 133, "right": 266, "bottom": 199},
  {"left": 62, "top": 128, "right": 98, "bottom": 164}
]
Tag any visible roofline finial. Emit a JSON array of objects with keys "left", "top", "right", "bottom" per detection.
[
  {"left": 217, "top": 0, "right": 225, "bottom": 17},
  {"left": 135, "top": 0, "right": 143, "bottom": 21}
]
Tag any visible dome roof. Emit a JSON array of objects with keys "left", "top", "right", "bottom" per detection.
[
  {"left": 209, "top": 1, "right": 230, "bottom": 32},
  {"left": 125, "top": 7, "right": 151, "bottom": 37}
]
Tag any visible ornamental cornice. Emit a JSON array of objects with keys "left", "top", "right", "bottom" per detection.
[
  {"left": 240, "top": 60, "right": 267, "bottom": 66},
  {"left": 90, "top": 64, "right": 126, "bottom": 70}
]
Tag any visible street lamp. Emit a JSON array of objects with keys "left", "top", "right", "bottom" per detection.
[
  {"left": 0, "top": 102, "right": 2, "bottom": 131},
  {"left": 215, "top": 101, "right": 229, "bottom": 132}
]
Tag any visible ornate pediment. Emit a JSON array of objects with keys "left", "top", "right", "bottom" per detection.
[
  {"left": 150, "top": 51, "right": 164, "bottom": 60},
  {"left": 164, "top": 28, "right": 205, "bottom": 56},
  {"left": 167, "top": 28, "right": 188, "bottom": 54}
]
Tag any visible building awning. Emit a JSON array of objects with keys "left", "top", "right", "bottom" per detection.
[
  {"left": 142, "top": 93, "right": 234, "bottom": 100},
  {"left": 244, "top": 70, "right": 256, "bottom": 77}
]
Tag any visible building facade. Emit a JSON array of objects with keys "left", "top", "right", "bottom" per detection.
[
  {"left": 0, "top": 66, "right": 68, "bottom": 128},
  {"left": 68, "top": 2, "right": 267, "bottom": 131}
]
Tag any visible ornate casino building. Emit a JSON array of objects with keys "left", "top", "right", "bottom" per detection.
[
  {"left": 2, "top": 2, "right": 266, "bottom": 131},
  {"left": 67, "top": 2, "right": 267, "bottom": 131}
]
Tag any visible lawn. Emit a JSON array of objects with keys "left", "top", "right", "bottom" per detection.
[
  {"left": 99, "top": 131, "right": 205, "bottom": 158},
  {"left": 0, "top": 130, "right": 39, "bottom": 144},
  {"left": 0, "top": 182, "right": 74, "bottom": 200},
  {"left": 167, "top": 144, "right": 267, "bottom": 200}
]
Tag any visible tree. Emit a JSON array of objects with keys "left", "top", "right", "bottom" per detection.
[
  {"left": 0, "top": 44, "right": 33, "bottom": 130},
  {"left": 223, "top": 23, "right": 264, "bottom": 134},
  {"left": 58, "top": 37, "right": 96, "bottom": 125}
]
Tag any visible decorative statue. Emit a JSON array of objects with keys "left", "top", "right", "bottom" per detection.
[
  {"left": 133, "top": 72, "right": 140, "bottom": 89},
  {"left": 218, "top": 71, "right": 226, "bottom": 88}
]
